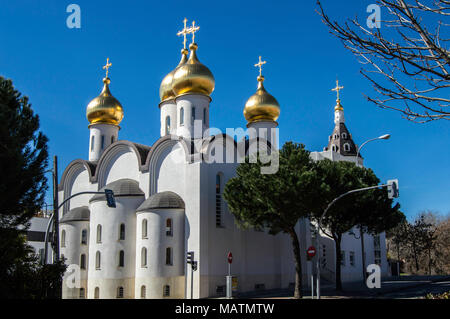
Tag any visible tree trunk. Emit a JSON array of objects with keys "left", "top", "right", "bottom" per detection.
[
  {"left": 334, "top": 234, "right": 343, "bottom": 291},
  {"left": 288, "top": 227, "right": 303, "bottom": 299}
]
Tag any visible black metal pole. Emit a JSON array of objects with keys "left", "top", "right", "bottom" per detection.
[{"left": 53, "top": 156, "right": 59, "bottom": 262}]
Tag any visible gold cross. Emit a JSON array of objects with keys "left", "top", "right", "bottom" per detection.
[
  {"left": 254, "top": 56, "right": 266, "bottom": 77},
  {"left": 187, "top": 20, "right": 200, "bottom": 44},
  {"left": 177, "top": 18, "right": 190, "bottom": 49},
  {"left": 103, "top": 58, "right": 112, "bottom": 78},
  {"left": 332, "top": 79, "right": 344, "bottom": 100}
]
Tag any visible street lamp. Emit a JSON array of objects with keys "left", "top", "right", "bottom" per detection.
[
  {"left": 355, "top": 134, "right": 391, "bottom": 285},
  {"left": 355, "top": 134, "right": 391, "bottom": 166}
]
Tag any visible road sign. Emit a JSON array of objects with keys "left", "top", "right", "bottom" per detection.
[
  {"left": 387, "top": 179, "right": 399, "bottom": 199},
  {"left": 307, "top": 246, "right": 316, "bottom": 258},
  {"left": 104, "top": 189, "right": 116, "bottom": 208},
  {"left": 227, "top": 252, "right": 233, "bottom": 264}
]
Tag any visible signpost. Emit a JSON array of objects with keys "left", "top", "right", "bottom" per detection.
[
  {"left": 307, "top": 246, "right": 316, "bottom": 298},
  {"left": 226, "top": 252, "right": 233, "bottom": 299}
]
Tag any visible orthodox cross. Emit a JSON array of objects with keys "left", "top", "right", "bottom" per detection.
[
  {"left": 177, "top": 18, "right": 190, "bottom": 49},
  {"left": 332, "top": 79, "right": 344, "bottom": 100},
  {"left": 103, "top": 58, "right": 112, "bottom": 78},
  {"left": 254, "top": 56, "right": 266, "bottom": 77},
  {"left": 187, "top": 20, "right": 200, "bottom": 44}
]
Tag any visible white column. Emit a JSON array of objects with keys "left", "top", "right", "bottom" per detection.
[
  {"left": 175, "top": 94, "right": 211, "bottom": 139},
  {"left": 160, "top": 100, "right": 178, "bottom": 137},
  {"left": 247, "top": 120, "right": 279, "bottom": 152},
  {"left": 88, "top": 124, "right": 119, "bottom": 161}
]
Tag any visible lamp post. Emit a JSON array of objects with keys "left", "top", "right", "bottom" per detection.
[{"left": 355, "top": 134, "right": 390, "bottom": 284}]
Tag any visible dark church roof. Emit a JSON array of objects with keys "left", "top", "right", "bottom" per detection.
[
  {"left": 136, "top": 191, "right": 185, "bottom": 212},
  {"left": 324, "top": 122, "right": 361, "bottom": 157},
  {"left": 89, "top": 179, "right": 144, "bottom": 203},
  {"left": 60, "top": 206, "right": 90, "bottom": 223}
]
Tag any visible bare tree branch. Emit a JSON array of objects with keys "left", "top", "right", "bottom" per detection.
[{"left": 316, "top": 0, "right": 450, "bottom": 123}]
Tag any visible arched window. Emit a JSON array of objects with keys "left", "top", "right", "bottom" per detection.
[
  {"left": 334, "top": 134, "right": 339, "bottom": 140},
  {"left": 203, "top": 108, "right": 206, "bottom": 123},
  {"left": 141, "top": 285, "right": 146, "bottom": 299},
  {"left": 191, "top": 106, "right": 196, "bottom": 124},
  {"left": 79, "top": 288, "right": 85, "bottom": 299},
  {"left": 180, "top": 107, "right": 184, "bottom": 125},
  {"left": 142, "top": 219, "right": 148, "bottom": 238},
  {"left": 111, "top": 136, "right": 115, "bottom": 144},
  {"left": 342, "top": 132, "right": 348, "bottom": 139},
  {"left": 94, "top": 287, "right": 100, "bottom": 299},
  {"left": 165, "top": 116, "right": 171, "bottom": 135},
  {"left": 141, "top": 247, "right": 147, "bottom": 267},
  {"left": 119, "top": 224, "right": 125, "bottom": 240},
  {"left": 119, "top": 250, "right": 125, "bottom": 267},
  {"left": 216, "top": 173, "right": 222, "bottom": 227},
  {"left": 344, "top": 143, "right": 351, "bottom": 152},
  {"left": 101, "top": 135, "right": 105, "bottom": 149},
  {"left": 166, "top": 247, "right": 172, "bottom": 265},
  {"left": 80, "top": 254, "right": 86, "bottom": 270},
  {"left": 163, "top": 285, "right": 170, "bottom": 297},
  {"left": 91, "top": 136, "right": 95, "bottom": 151},
  {"left": 166, "top": 219, "right": 173, "bottom": 236},
  {"left": 117, "top": 286, "right": 124, "bottom": 298},
  {"left": 97, "top": 224, "right": 102, "bottom": 243},
  {"left": 61, "top": 230, "right": 66, "bottom": 247},
  {"left": 81, "top": 229, "right": 88, "bottom": 245},
  {"left": 95, "top": 251, "right": 101, "bottom": 269},
  {"left": 331, "top": 144, "right": 338, "bottom": 152}
]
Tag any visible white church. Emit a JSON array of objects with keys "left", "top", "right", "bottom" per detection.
[{"left": 57, "top": 21, "right": 389, "bottom": 299}]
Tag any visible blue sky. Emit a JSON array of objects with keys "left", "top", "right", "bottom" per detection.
[{"left": 0, "top": 0, "right": 448, "bottom": 220}]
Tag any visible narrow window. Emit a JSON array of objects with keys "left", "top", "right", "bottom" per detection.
[
  {"left": 117, "top": 287, "right": 124, "bottom": 298},
  {"left": 342, "top": 132, "right": 347, "bottom": 139},
  {"left": 80, "top": 254, "right": 86, "bottom": 270},
  {"left": 119, "top": 250, "right": 125, "bottom": 267},
  {"left": 191, "top": 106, "right": 196, "bottom": 124},
  {"left": 344, "top": 143, "right": 350, "bottom": 152},
  {"left": 166, "top": 219, "right": 173, "bottom": 236},
  {"left": 141, "top": 247, "right": 147, "bottom": 267},
  {"left": 94, "top": 287, "right": 100, "bottom": 299},
  {"left": 111, "top": 136, "right": 115, "bottom": 144},
  {"left": 180, "top": 107, "right": 184, "bottom": 125},
  {"left": 97, "top": 224, "right": 102, "bottom": 243},
  {"left": 142, "top": 219, "right": 148, "bottom": 239},
  {"left": 119, "top": 223, "right": 125, "bottom": 240},
  {"left": 61, "top": 230, "right": 66, "bottom": 247},
  {"left": 165, "top": 116, "right": 171, "bottom": 135},
  {"left": 81, "top": 229, "right": 88, "bottom": 245},
  {"left": 216, "top": 174, "right": 222, "bottom": 227},
  {"left": 341, "top": 251, "right": 346, "bottom": 266},
  {"left": 350, "top": 252, "right": 355, "bottom": 267},
  {"left": 163, "top": 285, "right": 170, "bottom": 297},
  {"left": 203, "top": 108, "right": 206, "bottom": 123},
  {"left": 101, "top": 135, "right": 105, "bottom": 150},
  {"left": 141, "top": 285, "right": 146, "bottom": 299},
  {"left": 79, "top": 288, "right": 85, "bottom": 299},
  {"left": 95, "top": 251, "right": 101, "bottom": 269},
  {"left": 91, "top": 136, "right": 95, "bottom": 151},
  {"left": 166, "top": 247, "right": 172, "bottom": 265}
]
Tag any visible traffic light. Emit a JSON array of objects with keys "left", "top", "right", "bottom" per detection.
[
  {"left": 192, "top": 261, "right": 198, "bottom": 271},
  {"left": 387, "top": 179, "right": 399, "bottom": 199},
  {"left": 105, "top": 189, "right": 116, "bottom": 208},
  {"left": 186, "top": 251, "right": 194, "bottom": 264}
]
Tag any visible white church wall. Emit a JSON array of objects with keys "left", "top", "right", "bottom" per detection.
[
  {"left": 135, "top": 208, "right": 185, "bottom": 298},
  {"left": 67, "top": 169, "right": 95, "bottom": 213},
  {"left": 103, "top": 151, "right": 140, "bottom": 187},
  {"left": 87, "top": 196, "right": 143, "bottom": 299},
  {"left": 60, "top": 220, "right": 89, "bottom": 299}
]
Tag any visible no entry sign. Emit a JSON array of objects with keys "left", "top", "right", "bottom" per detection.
[
  {"left": 227, "top": 252, "right": 233, "bottom": 264},
  {"left": 307, "top": 246, "right": 316, "bottom": 258}
]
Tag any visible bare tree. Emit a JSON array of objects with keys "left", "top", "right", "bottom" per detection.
[{"left": 317, "top": 0, "right": 450, "bottom": 123}]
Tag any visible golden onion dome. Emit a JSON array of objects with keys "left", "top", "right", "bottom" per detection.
[
  {"left": 86, "top": 77, "right": 124, "bottom": 126},
  {"left": 172, "top": 43, "right": 215, "bottom": 97},
  {"left": 244, "top": 75, "right": 280, "bottom": 123},
  {"left": 159, "top": 48, "right": 189, "bottom": 102}
]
